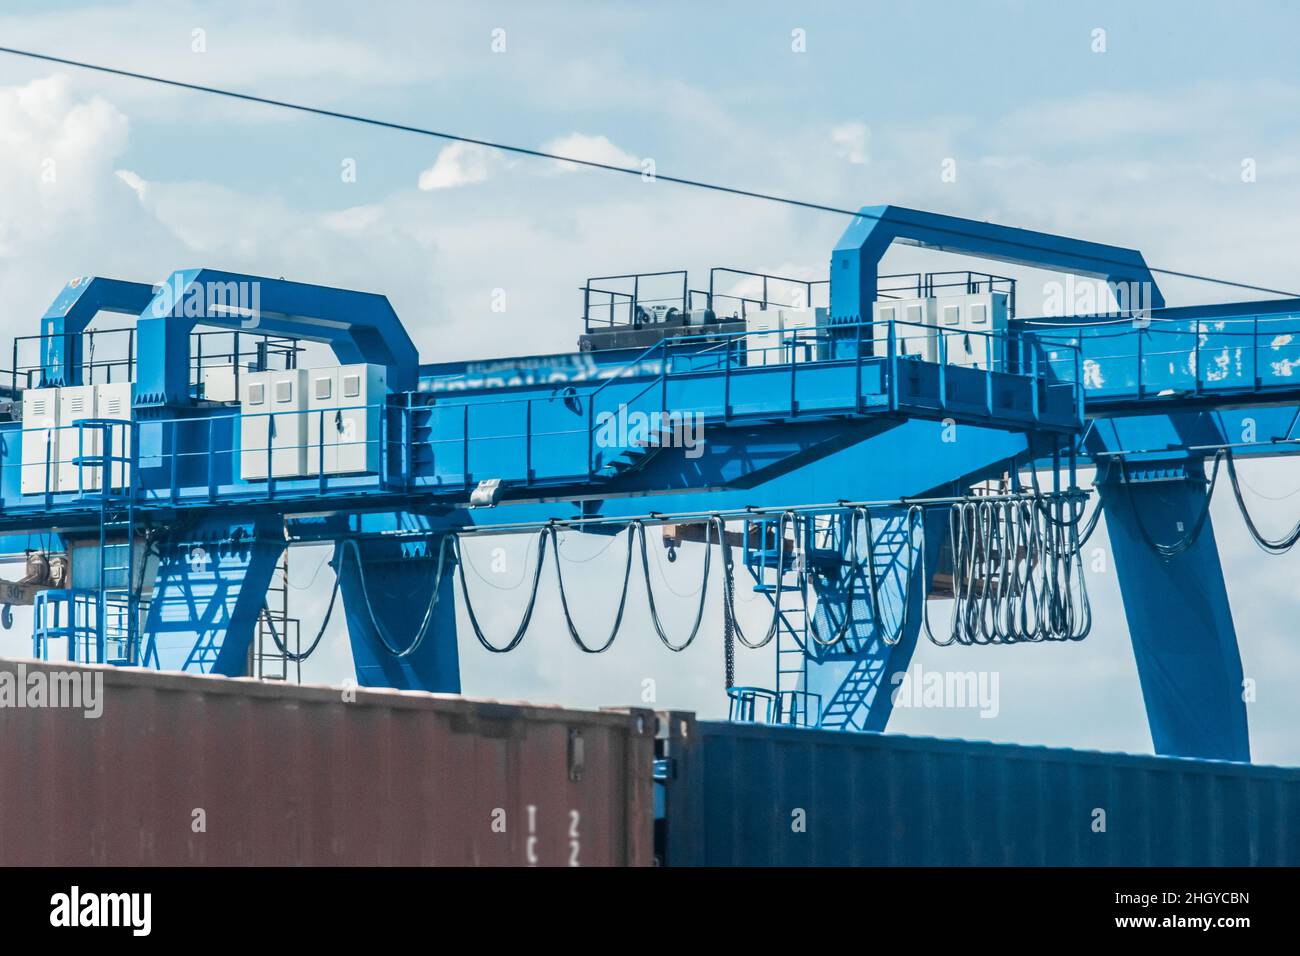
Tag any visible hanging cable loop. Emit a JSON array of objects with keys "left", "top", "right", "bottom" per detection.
[
  {"left": 876, "top": 504, "right": 925, "bottom": 648},
  {"left": 327, "top": 488, "right": 1104, "bottom": 659},
  {"left": 551, "top": 523, "right": 636, "bottom": 654},
  {"left": 638, "top": 519, "right": 713, "bottom": 652},
  {"left": 718, "top": 511, "right": 795, "bottom": 650},
  {"left": 262, "top": 567, "right": 340, "bottom": 663},
  {"left": 454, "top": 527, "right": 549, "bottom": 654},
  {"left": 1120, "top": 450, "right": 1224, "bottom": 559},
  {"left": 341, "top": 535, "right": 455, "bottom": 658},
  {"left": 925, "top": 488, "right": 1093, "bottom": 646},
  {"left": 1224, "top": 450, "right": 1300, "bottom": 554},
  {"left": 806, "top": 509, "right": 864, "bottom": 648}
]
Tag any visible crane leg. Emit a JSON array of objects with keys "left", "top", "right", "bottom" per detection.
[
  {"left": 335, "top": 536, "right": 461, "bottom": 692},
  {"left": 1097, "top": 475, "right": 1250, "bottom": 761},
  {"left": 142, "top": 516, "right": 286, "bottom": 675}
]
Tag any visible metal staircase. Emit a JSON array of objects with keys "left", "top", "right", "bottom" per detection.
[
  {"left": 819, "top": 657, "right": 887, "bottom": 731},
  {"left": 813, "top": 510, "right": 917, "bottom": 731},
  {"left": 741, "top": 515, "right": 821, "bottom": 727},
  {"left": 734, "top": 509, "right": 917, "bottom": 730}
]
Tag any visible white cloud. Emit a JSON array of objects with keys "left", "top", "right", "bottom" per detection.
[
  {"left": 114, "top": 168, "right": 148, "bottom": 201},
  {"left": 0, "top": 75, "right": 161, "bottom": 310},
  {"left": 831, "top": 121, "right": 870, "bottom": 165},
  {"left": 0, "top": 73, "right": 446, "bottom": 361},
  {"left": 415, "top": 132, "right": 639, "bottom": 194},
  {"left": 417, "top": 142, "right": 493, "bottom": 190},
  {"left": 540, "top": 133, "right": 638, "bottom": 173}
]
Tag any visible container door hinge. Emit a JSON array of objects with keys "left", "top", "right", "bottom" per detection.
[{"left": 567, "top": 728, "right": 585, "bottom": 782}]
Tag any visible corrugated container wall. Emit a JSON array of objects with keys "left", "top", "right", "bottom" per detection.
[
  {"left": 0, "top": 660, "right": 654, "bottom": 866},
  {"left": 658, "top": 714, "right": 1300, "bottom": 866}
]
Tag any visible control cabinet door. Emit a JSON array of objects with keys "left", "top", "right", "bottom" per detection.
[
  {"left": 267, "top": 370, "right": 308, "bottom": 478},
  {"left": 20, "top": 388, "right": 59, "bottom": 495},
  {"left": 305, "top": 368, "right": 337, "bottom": 475},
  {"left": 95, "top": 382, "right": 132, "bottom": 491},
  {"left": 57, "top": 385, "right": 98, "bottom": 493},
  {"left": 333, "top": 365, "right": 385, "bottom": 474},
  {"left": 239, "top": 371, "right": 272, "bottom": 480}
]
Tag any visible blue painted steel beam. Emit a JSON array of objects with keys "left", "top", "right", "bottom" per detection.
[
  {"left": 1095, "top": 473, "right": 1250, "bottom": 761},
  {"left": 0, "top": 533, "right": 63, "bottom": 559},
  {"left": 1025, "top": 299, "right": 1300, "bottom": 417},
  {"left": 290, "top": 418, "right": 1032, "bottom": 541},
  {"left": 135, "top": 269, "right": 418, "bottom": 405},
  {"left": 1089, "top": 407, "right": 1300, "bottom": 463},
  {"left": 141, "top": 515, "right": 286, "bottom": 674},
  {"left": 335, "top": 536, "right": 460, "bottom": 692},
  {"left": 37, "top": 276, "right": 156, "bottom": 387},
  {"left": 831, "top": 205, "right": 1164, "bottom": 324}
]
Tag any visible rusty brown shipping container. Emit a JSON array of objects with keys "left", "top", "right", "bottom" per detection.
[{"left": 0, "top": 659, "right": 654, "bottom": 866}]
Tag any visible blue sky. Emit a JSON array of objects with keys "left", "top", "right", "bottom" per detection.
[{"left": 1, "top": 0, "right": 1299, "bottom": 762}]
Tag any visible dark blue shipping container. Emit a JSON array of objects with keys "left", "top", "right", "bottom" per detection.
[{"left": 656, "top": 714, "right": 1300, "bottom": 866}]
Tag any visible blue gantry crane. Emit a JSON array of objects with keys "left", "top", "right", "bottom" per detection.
[{"left": 9, "top": 204, "right": 1299, "bottom": 763}]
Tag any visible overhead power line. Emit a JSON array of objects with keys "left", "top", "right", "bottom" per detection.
[{"left": 1, "top": 45, "right": 1297, "bottom": 299}]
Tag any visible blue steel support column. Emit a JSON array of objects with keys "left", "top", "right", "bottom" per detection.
[
  {"left": 335, "top": 536, "right": 461, "bottom": 692},
  {"left": 1096, "top": 475, "right": 1250, "bottom": 761},
  {"left": 141, "top": 516, "right": 286, "bottom": 675},
  {"left": 36, "top": 276, "right": 155, "bottom": 387}
]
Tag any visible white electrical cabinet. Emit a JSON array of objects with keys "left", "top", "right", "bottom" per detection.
[
  {"left": 95, "top": 382, "right": 132, "bottom": 490},
  {"left": 57, "top": 385, "right": 98, "bottom": 493},
  {"left": 305, "top": 363, "right": 388, "bottom": 474},
  {"left": 872, "top": 298, "right": 938, "bottom": 362},
  {"left": 744, "top": 308, "right": 822, "bottom": 367},
  {"left": 20, "top": 388, "right": 59, "bottom": 495},
  {"left": 934, "top": 292, "right": 1009, "bottom": 370},
  {"left": 202, "top": 365, "right": 239, "bottom": 403},
  {"left": 240, "top": 369, "right": 308, "bottom": 480},
  {"left": 22, "top": 383, "right": 133, "bottom": 494}
]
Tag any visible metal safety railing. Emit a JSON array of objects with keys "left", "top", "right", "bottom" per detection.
[
  {"left": 581, "top": 268, "right": 832, "bottom": 328},
  {"left": 0, "top": 321, "right": 1082, "bottom": 514},
  {"left": 16, "top": 417, "right": 135, "bottom": 499},
  {"left": 32, "top": 588, "right": 139, "bottom": 665},
  {"left": 727, "top": 686, "right": 823, "bottom": 726},
  {"left": 1026, "top": 311, "right": 1300, "bottom": 407},
  {"left": 878, "top": 270, "right": 1016, "bottom": 314},
  {"left": 410, "top": 316, "right": 1082, "bottom": 493},
  {"left": 581, "top": 271, "right": 691, "bottom": 331},
  {"left": 727, "top": 686, "right": 780, "bottom": 723},
  {"left": 11, "top": 326, "right": 301, "bottom": 390},
  {"left": 702, "top": 268, "right": 830, "bottom": 319},
  {"left": 5, "top": 404, "right": 395, "bottom": 512}
]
